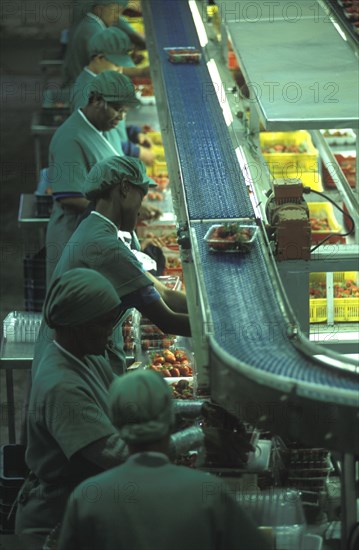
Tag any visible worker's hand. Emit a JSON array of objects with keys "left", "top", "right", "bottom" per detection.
[
  {"left": 201, "top": 426, "right": 255, "bottom": 467},
  {"left": 131, "top": 51, "right": 145, "bottom": 65},
  {"left": 138, "top": 132, "right": 153, "bottom": 148},
  {"left": 140, "top": 236, "right": 165, "bottom": 250},
  {"left": 139, "top": 146, "right": 156, "bottom": 166},
  {"left": 138, "top": 203, "right": 162, "bottom": 222}
]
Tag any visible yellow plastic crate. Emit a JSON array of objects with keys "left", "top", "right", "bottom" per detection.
[
  {"left": 284, "top": 171, "right": 323, "bottom": 192},
  {"left": 310, "top": 272, "right": 357, "bottom": 284},
  {"left": 124, "top": 16, "right": 145, "bottom": 35},
  {"left": 153, "top": 145, "right": 165, "bottom": 158},
  {"left": 308, "top": 202, "right": 343, "bottom": 243},
  {"left": 260, "top": 131, "right": 318, "bottom": 177},
  {"left": 148, "top": 159, "right": 168, "bottom": 177},
  {"left": 310, "top": 299, "right": 327, "bottom": 323},
  {"left": 146, "top": 131, "right": 162, "bottom": 145},
  {"left": 310, "top": 298, "right": 359, "bottom": 323}
]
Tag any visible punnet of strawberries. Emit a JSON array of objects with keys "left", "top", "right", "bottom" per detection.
[
  {"left": 206, "top": 223, "right": 253, "bottom": 251},
  {"left": 148, "top": 348, "right": 193, "bottom": 377},
  {"left": 310, "top": 279, "right": 359, "bottom": 298}
]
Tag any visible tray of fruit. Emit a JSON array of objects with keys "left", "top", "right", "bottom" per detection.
[
  {"left": 147, "top": 348, "right": 193, "bottom": 378},
  {"left": 204, "top": 220, "right": 258, "bottom": 253},
  {"left": 308, "top": 202, "right": 344, "bottom": 244},
  {"left": 169, "top": 379, "right": 194, "bottom": 399},
  {"left": 164, "top": 47, "right": 201, "bottom": 64}
]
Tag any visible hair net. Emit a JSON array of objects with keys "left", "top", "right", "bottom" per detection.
[
  {"left": 109, "top": 370, "right": 175, "bottom": 444},
  {"left": 83, "top": 155, "right": 156, "bottom": 199},
  {"left": 89, "top": 70, "right": 139, "bottom": 105},
  {"left": 89, "top": 27, "right": 133, "bottom": 67},
  {"left": 44, "top": 268, "right": 121, "bottom": 328}
]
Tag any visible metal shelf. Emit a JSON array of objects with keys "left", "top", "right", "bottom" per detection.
[{"left": 224, "top": 0, "right": 359, "bottom": 130}]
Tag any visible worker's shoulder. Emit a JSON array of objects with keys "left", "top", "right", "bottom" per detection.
[{"left": 51, "top": 110, "right": 85, "bottom": 143}]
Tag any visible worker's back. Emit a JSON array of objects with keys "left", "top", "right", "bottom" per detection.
[{"left": 58, "top": 452, "right": 269, "bottom": 550}]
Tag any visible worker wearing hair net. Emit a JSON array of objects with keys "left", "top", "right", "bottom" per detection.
[
  {"left": 58, "top": 370, "right": 270, "bottom": 550},
  {"left": 71, "top": 27, "right": 155, "bottom": 165},
  {"left": 15, "top": 269, "right": 129, "bottom": 540},
  {"left": 34, "top": 156, "right": 190, "bottom": 378},
  {"left": 46, "top": 70, "right": 139, "bottom": 287},
  {"left": 63, "top": 0, "right": 147, "bottom": 85}
]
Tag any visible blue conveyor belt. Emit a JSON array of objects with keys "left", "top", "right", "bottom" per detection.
[{"left": 147, "top": 1, "right": 359, "bottom": 402}]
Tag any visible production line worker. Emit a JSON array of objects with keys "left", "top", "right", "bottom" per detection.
[
  {"left": 34, "top": 156, "right": 190, "bottom": 377},
  {"left": 63, "top": 0, "right": 147, "bottom": 85},
  {"left": 45, "top": 70, "right": 139, "bottom": 286},
  {"left": 15, "top": 271, "right": 200, "bottom": 543},
  {"left": 58, "top": 369, "right": 271, "bottom": 550},
  {"left": 71, "top": 26, "right": 155, "bottom": 165}
]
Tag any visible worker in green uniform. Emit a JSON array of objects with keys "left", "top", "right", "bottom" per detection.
[
  {"left": 58, "top": 369, "right": 271, "bottom": 550},
  {"left": 46, "top": 70, "right": 139, "bottom": 286},
  {"left": 71, "top": 26, "right": 155, "bottom": 165},
  {"left": 15, "top": 268, "right": 129, "bottom": 540},
  {"left": 63, "top": 0, "right": 147, "bottom": 85},
  {"left": 36, "top": 156, "right": 190, "bottom": 376}
]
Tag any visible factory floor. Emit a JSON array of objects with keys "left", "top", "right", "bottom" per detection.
[{"left": 0, "top": 34, "right": 60, "bottom": 445}]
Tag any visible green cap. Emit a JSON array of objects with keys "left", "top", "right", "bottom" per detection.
[
  {"left": 83, "top": 156, "right": 157, "bottom": 200},
  {"left": 44, "top": 268, "right": 121, "bottom": 329},
  {"left": 89, "top": 70, "right": 139, "bottom": 105},
  {"left": 89, "top": 27, "right": 134, "bottom": 68},
  {"left": 109, "top": 369, "right": 175, "bottom": 444}
]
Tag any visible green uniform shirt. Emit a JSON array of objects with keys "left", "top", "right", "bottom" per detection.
[
  {"left": 70, "top": 68, "right": 127, "bottom": 155},
  {"left": 16, "top": 342, "right": 118, "bottom": 535},
  {"left": 46, "top": 109, "right": 121, "bottom": 285},
  {"left": 36, "top": 212, "right": 153, "bottom": 376},
  {"left": 58, "top": 452, "right": 270, "bottom": 550},
  {"left": 63, "top": 13, "right": 106, "bottom": 84}
]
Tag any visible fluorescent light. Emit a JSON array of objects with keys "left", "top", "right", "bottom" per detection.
[
  {"left": 206, "top": 59, "right": 233, "bottom": 126},
  {"left": 235, "top": 147, "right": 263, "bottom": 219},
  {"left": 330, "top": 18, "right": 347, "bottom": 41},
  {"left": 188, "top": 0, "right": 208, "bottom": 47}
]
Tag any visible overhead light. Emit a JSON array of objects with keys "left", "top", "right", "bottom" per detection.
[
  {"left": 188, "top": 0, "right": 208, "bottom": 47},
  {"left": 235, "top": 147, "right": 263, "bottom": 219},
  {"left": 206, "top": 59, "right": 233, "bottom": 126}
]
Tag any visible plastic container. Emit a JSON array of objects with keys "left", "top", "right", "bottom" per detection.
[
  {"left": 204, "top": 220, "right": 258, "bottom": 253},
  {"left": 321, "top": 154, "right": 356, "bottom": 189},
  {"left": 308, "top": 202, "right": 344, "bottom": 244},
  {"left": 145, "top": 347, "right": 193, "bottom": 377},
  {"left": 157, "top": 275, "right": 182, "bottom": 291},
  {"left": 164, "top": 47, "right": 201, "bottom": 64},
  {"left": 260, "top": 131, "right": 318, "bottom": 176},
  {"left": 3, "top": 311, "right": 42, "bottom": 343},
  {"left": 320, "top": 128, "right": 356, "bottom": 146},
  {"left": 236, "top": 489, "right": 306, "bottom": 550}
]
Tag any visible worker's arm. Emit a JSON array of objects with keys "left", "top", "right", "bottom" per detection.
[
  {"left": 139, "top": 295, "right": 191, "bottom": 336},
  {"left": 146, "top": 271, "right": 189, "bottom": 314},
  {"left": 122, "top": 65, "right": 150, "bottom": 78},
  {"left": 57, "top": 196, "right": 90, "bottom": 212},
  {"left": 79, "top": 433, "right": 129, "bottom": 470}
]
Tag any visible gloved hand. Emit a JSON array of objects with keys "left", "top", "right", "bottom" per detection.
[{"left": 201, "top": 402, "right": 254, "bottom": 467}]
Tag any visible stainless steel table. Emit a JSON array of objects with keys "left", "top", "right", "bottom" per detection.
[{"left": 225, "top": 1, "right": 359, "bottom": 130}]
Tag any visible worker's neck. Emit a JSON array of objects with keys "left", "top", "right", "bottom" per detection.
[
  {"left": 129, "top": 437, "right": 171, "bottom": 458},
  {"left": 96, "top": 200, "right": 121, "bottom": 228}
]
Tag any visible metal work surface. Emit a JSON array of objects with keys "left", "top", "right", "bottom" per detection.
[
  {"left": 225, "top": 1, "right": 359, "bottom": 130},
  {"left": 144, "top": 1, "right": 359, "bottom": 441}
]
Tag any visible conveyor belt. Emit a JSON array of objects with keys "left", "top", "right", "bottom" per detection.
[{"left": 145, "top": 1, "right": 359, "bottom": 407}]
